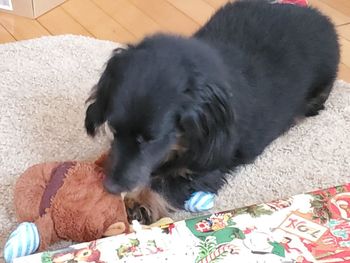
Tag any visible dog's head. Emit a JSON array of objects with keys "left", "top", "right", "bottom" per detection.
[{"left": 85, "top": 34, "right": 237, "bottom": 194}]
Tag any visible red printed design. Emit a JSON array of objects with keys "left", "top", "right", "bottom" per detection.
[{"left": 197, "top": 244, "right": 239, "bottom": 263}]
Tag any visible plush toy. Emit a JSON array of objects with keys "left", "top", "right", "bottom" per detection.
[
  {"left": 270, "top": 0, "right": 308, "bottom": 7},
  {"left": 4, "top": 154, "right": 130, "bottom": 263},
  {"left": 279, "top": 0, "right": 308, "bottom": 7},
  {"left": 4, "top": 153, "right": 214, "bottom": 262},
  {"left": 185, "top": 191, "right": 216, "bottom": 213}
]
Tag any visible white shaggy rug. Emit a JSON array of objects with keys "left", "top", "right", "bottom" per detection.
[{"left": 0, "top": 35, "right": 349, "bottom": 258}]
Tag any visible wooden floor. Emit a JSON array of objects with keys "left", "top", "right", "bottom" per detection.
[{"left": 0, "top": 0, "right": 349, "bottom": 81}]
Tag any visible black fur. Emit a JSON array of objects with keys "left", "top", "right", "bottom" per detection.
[{"left": 85, "top": 0, "right": 339, "bottom": 209}]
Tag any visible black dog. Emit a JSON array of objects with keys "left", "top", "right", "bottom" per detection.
[{"left": 85, "top": 0, "right": 339, "bottom": 223}]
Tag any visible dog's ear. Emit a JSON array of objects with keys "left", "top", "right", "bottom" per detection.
[
  {"left": 178, "top": 78, "right": 237, "bottom": 169},
  {"left": 85, "top": 48, "right": 128, "bottom": 137}
]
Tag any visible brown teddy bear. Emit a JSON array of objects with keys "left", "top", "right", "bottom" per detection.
[{"left": 4, "top": 154, "right": 130, "bottom": 262}]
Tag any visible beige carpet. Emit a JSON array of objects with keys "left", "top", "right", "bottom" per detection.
[{"left": 0, "top": 35, "right": 349, "bottom": 259}]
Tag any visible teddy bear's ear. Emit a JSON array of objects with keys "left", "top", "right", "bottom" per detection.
[{"left": 103, "top": 222, "right": 126, "bottom": 237}]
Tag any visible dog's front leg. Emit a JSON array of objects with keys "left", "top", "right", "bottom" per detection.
[
  {"left": 125, "top": 169, "right": 228, "bottom": 224},
  {"left": 124, "top": 187, "right": 173, "bottom": 225},
  {"left": 151, "top": 168, "right": 228, "bottom": 209}
]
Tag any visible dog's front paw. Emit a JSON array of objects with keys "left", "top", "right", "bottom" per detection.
[
  {"left": 125, "top": 195, "right": 153, "bottom": 225},
  {"left": 124, "top": 187, "right": 172, "bottom": 225}
]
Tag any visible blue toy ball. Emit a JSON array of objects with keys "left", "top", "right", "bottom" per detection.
[
  {"left": 184, "top": 191, "right": 215, "bottom": 212},
  {"left": 4, "top": 222, "right": 40, "bottom": 263}
]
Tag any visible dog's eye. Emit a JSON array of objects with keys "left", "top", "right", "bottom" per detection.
[
  {"left": 136, "top": 135, "right": 145, "bottom": 144},
  {"left": 136, "top": 134, "right": 154, "bottom": 146}
]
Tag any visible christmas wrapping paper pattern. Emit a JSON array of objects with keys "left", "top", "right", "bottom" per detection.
[{"left": 14, "top": 183, "right": 350, "bottom": 263}]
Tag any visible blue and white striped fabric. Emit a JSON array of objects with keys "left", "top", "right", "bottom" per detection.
[
  {"left": 4, "top": 222, "right": 40, "bottom": 263},
  {"left": 184, "top": 191, "right": 215, "bottom": 212}
]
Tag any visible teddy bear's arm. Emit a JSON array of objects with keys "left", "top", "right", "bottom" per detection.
[
  {"left": 4, "top": 212, "right": 59, "bottom": 262},
  {"left": 35, "top": 212, "right": 59, "bottom": 251},
  {"left": 15, "top": 162, "right": 60, "bottom": 222}
]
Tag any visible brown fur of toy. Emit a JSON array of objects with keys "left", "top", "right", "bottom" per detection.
[{"left": 14, "top": 156, "right": 129, "bottom": 251}]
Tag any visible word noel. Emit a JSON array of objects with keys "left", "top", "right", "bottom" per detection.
[{"left": 279, "top": 213, "right": 328, "bottom": 242}]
